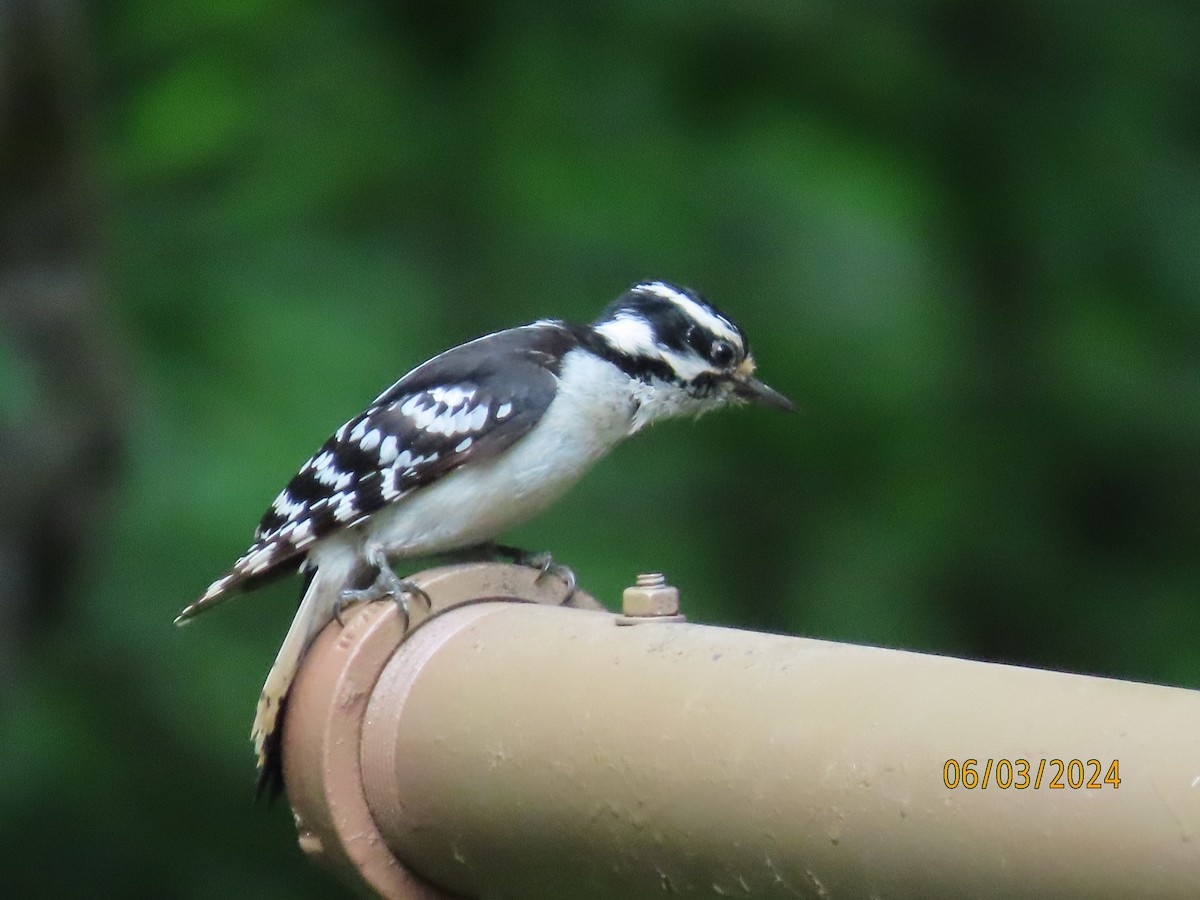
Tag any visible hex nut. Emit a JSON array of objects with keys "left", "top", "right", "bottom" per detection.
[{"left": 622, "top": 579, "right": 680, "bottom": 617}]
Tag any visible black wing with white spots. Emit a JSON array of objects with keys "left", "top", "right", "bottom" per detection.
[{"left": 178, "top": 322, "right": 580, "bottom": 619}]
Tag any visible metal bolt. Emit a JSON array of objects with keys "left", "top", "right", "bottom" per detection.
[{"left": 622, "top": 572, "right": 681, "bottom": 618}]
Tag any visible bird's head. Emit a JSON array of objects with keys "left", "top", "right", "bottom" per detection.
[{"left": 590, "top": 281, "right": 794, "bottom": 429}]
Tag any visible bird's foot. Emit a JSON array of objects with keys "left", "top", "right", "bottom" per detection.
[
  {"left": 494, "top": 544, "right": 576, "bottom": 603},
  {"left": 336, "top": 564, "right": 430, "bottom": 630}
]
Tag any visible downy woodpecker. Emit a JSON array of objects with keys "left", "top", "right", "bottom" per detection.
[{"left": 175, "top": 281, "right": 793, "bottom": 790}]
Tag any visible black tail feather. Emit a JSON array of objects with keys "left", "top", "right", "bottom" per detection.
[
  {"left": 255, "top": 694, "right": 288, "bottom": 804},
  {"left": 254, "top": 564, "right": 314, "bottom": 804}
]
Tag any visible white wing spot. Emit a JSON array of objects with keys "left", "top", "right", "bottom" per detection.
[
  {"left": 396, "top": 398, "right": 424, "bottom": 420},
  {"left": 420, "top": 410, "right": 439, "bottom": 434},
  {"left": 360, "top": 428, "right": 382, "bottom": 452},
  {"left": 332, "top": 493, "right": 358, "bottom": 522},
  {"left": 381, "top": 468, "right": 399, "bottom": 500},
  {"left": 379, "top": 434, "right": 398, "bottom": 464},
  {"left": 349, "top": 419, "right": 369, "bottom": 442},
  {"left": 496, "top": 402, "right": 513, "bottom": 419},
  {"left": 242, "top": 543, "right": 277, "bottom": 574},
  {"left": 272, "top": 491, "right": 305, "bottom": 519},
  {"left": 315, "top": 465, "right": 353, "bottom": 490},
  {"left": 455, "top": 437, "right": 473, "bottom": 452},
  {"left": 430, "top": 385, "right": 475, "bottom": 407},
  {"left": 450, "top": 406, "right": 472, "bottom": 434},
  {"left": 433, "top": 408, "right": 461, "bottom": 435},
  {"left": 467, "top": 404, "right": 489, "bottom": 431},
  {"left": 201, "top": 575, "right": 233, "bottom": 602}
]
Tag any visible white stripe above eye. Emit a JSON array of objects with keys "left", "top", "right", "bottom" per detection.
[{"left": 636, "top": 281, "right": 742, "bottom": 347}]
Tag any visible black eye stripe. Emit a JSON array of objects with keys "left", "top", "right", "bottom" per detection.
[
  {"left": 591, "top": 282, "right": 750, "bottom": 380},
  {"left": 685, "top": 326, "right": 738, "bottom": 366},
  {"left": 710, "top": 340, "right": 735, "bottom": 367}
]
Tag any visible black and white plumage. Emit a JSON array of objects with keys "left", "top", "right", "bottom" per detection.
[{"left": 175, "top": 280, "right": 792, "bottom": 783}]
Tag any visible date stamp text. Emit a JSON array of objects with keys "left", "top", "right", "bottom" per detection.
[{"left": 943, "top": 758, "right": 1121, "bottom": 790}]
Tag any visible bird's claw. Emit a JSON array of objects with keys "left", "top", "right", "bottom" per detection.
[
  {"left": 531, "top": 553, "right": 577, "bottom": 602},
  {"left": 336, "top": 566, "right": 430, "bottom": 630},
  {"left": 496, "top": 545, "right": 576, "bottom": 604}
]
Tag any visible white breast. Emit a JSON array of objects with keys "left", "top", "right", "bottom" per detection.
[{"left": 360, "top": 349, "right": 637, "bottom": 559}]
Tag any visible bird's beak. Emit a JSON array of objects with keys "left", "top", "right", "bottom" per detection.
[{"left": 731, "top": 357, "right": 796, "bottom": 412}]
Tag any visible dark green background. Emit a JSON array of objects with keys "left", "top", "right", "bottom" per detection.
[{"left": 4, "top": 2, "right": 1199, "bottom": 896}]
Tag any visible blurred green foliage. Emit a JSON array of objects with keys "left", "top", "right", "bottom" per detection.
[{"left": 3, "top": 1, "right": 1199, "bottom": 896}]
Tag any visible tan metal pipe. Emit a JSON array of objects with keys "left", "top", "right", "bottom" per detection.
[{"left": 282, "top": 564, "right": 1200, "bottom": 899}]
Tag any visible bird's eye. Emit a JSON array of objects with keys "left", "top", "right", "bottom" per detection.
[{"left": 710, "top": 340, "right": 735, "bottom": 368}]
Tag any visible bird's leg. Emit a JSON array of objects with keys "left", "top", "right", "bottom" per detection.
[
  {"left": 335, "top": 544, "right": 430, "bottom": 630},
  {"left": 494, "top": 543, "right": 577, "bottom": 603}
]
